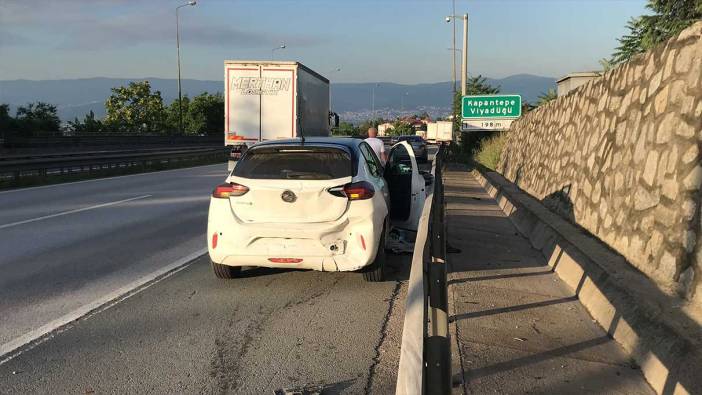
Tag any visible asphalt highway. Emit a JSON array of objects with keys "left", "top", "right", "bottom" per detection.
[
  {"left": 0, "top": 165, "right": 226, "bottom": 349},
  {"left": 0, "top": 155, "right": 428, "bottom": 393}
]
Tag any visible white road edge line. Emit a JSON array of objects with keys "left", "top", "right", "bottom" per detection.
[
  {"left": 0, "top": 162, "right": 226, "bottom": 196},
  {"left": 0, "top": 194, "right": 152, "bottom": 230},
  {"left": 0, "top": 247, "right": 208, "bottom": 366}
]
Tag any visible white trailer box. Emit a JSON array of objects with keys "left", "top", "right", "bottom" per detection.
[
  {"left": 436, "top": 121, "right": 453, "bottom": 142},
  {"left": 426, "top": 122, "right": 438, "bottom": 142},
  {"left": 224, "top": 61, "right": 330, "bottom": 167}
]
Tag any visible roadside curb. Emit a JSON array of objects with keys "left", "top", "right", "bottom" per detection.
[{"left": 471, "top": 166, "right": 701, "bottom": 395}]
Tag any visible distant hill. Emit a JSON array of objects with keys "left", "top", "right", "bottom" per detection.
[{"left": 0, "top": 74, "right": 555, "bottom": 122}]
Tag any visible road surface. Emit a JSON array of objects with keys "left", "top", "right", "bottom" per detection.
[{"left": 0, "top": 156, "right": 427, "bottom": 393}]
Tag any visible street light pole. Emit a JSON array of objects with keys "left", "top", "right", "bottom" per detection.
[
  {"left": 461, "top": 13, "right": 468, "bottom": 96},
  {"left": 401, "top": 92, "right": 409, "bottom": 112},
  {"left": 452, "top": 0, "right": 456, "bottom": 92},
  {"left": 176, "top": 1, "right": 196, "bottom": 136},
  {"left": 446, "top": 13, "right": 468, "bottom": 96}
]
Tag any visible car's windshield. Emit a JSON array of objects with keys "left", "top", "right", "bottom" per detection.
[{"left": 233, "top": 146, "right": 352, "bottom": 180}]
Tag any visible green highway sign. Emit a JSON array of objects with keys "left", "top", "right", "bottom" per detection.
[{"left": 462, "top": 94, "right": 522, "bottom": 119}]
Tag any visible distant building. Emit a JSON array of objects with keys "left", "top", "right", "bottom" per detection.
[
  {"left": 377, "top": 122, "right": 394, "bottom": 136},
  {"left": 556, "top": 72, "right": 600, "bottom": 96}
]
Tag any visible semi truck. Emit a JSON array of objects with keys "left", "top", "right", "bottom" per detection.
[
  {"left": 224, "top": 61, "right": 334, "bottom": 169},
  {"left": 425, "top": 121, "right": 453, "bottom": 143}
]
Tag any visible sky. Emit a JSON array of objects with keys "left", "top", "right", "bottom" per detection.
[{"left": 0, "top": 0, "right": 648, "bottom": 83}]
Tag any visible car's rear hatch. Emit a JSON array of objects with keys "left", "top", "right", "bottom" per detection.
[{"left": 228, "top": 144, "right": 353, "bottom": 223}]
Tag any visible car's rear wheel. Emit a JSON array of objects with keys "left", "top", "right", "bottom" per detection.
[
  {"left": 212, "top": 260, "right": 242, "bottom": 279},
  {"left": 363, "top": 230, "right": 386, "bottom": 282}
]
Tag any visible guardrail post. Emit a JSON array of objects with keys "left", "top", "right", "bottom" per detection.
[{"left": 425, "top": 145, "right": 450, "bottom": 395}]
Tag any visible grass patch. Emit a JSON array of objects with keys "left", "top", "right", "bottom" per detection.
[{"left": 474, "top": 132, "right": 507, "bottom": 170}]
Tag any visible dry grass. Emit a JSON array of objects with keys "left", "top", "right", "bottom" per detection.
[{"left": 474, "top": 132, "right": 507, "bottom": 170}]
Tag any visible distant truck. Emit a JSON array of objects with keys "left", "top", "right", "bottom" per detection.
[
  {"left": 425, "top": 121, "right": 453, "bottom": 143},
  {"left": 223, "top": 61, "right": 334, "bottom": 169}
]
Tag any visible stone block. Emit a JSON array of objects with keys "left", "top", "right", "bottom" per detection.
[
  {"left": 648, "top": 71, "right": 662, "bottom": 97},
  {"left": 655, "top": 113, "right": 675, "bottom": 143},
  {"left": 634, "top": 186, "right": 660, "bottom": 211},
  {"left": 682, "top": 199, "right": 697, "bottom": 222},
  {"left": 654, "top": 84, "right": 669, "bottom": 114},
  {"left": 642, "top": 151, "right": 659, "bottom": 186},
  {"left": 645, "top": 230, "right": 664, "bottom": 259},
  {"left": 666, "top": 145, "right": 679, "bottom": 174},
  {"left": 675, "top": 121, "right": 696, "bottom": 138},
  {"left": 640, "top": 216, "right": 654, "bottom": 232},
  {"left": 654, "top": 204, "right": 677, "bottom": 227},
  {"left": 633, "top": 134, "right": 647, "bottom": 164},
  {"left": 682, "top": 145, "right": 698, "bottom": 164},
  {"left": 592, "top": 181, "right": 602, "bottom": 204},
  {"left": 675, "top": 45, "right": 694, "bottom": 74},
  {"left": 683, "top": 165, "right": 702, "bottom": 190},
  {"left": 658, "top": 251, "right": 678, "bottom": 279},
  {"left": 661, "top": 179, "right": 679, "bottom": 201},
  {"left": 663, "top": 48, "right": 676, "bottom": 79}
]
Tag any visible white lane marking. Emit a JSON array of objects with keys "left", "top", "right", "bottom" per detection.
[
  {"left": 0, "top": 194, "right": 152, "bottom": 230},
  {"left": 0, "top": 248, "right": 208, "bottom": 365},
  {"left": 0, "top": 163, "right": 226, "bottom": 195}
]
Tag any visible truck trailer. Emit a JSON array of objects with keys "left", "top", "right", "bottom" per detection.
[{"left": 224, "top": 61, "right": 332, "bottom": 169}]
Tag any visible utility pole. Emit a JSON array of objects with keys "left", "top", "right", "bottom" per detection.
[
  {"left": 461, "top": 13, "right": 468, "bottom": 96},
  {"left": 452, "top": 0, "right": 456, "bottom": 92},
  {"left": 176, "top": 1, "right": 196, "bottom": 136}
]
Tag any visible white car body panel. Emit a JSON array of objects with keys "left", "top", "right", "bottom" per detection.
[{"left": 208, "top": 139, "right": 416, "bottom": 273}]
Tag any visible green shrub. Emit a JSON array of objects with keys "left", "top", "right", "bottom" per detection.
[{"left": 475, "top": 132, "right": 507, "bottom": 170}]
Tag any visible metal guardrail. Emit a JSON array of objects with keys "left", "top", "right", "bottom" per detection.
[
  {"left": 0, "top": 147, "right": 227, "bottom": 184},
  {"left": 2, "top": 135, "right": 221, "bottom": 149},
  {"left": 396, "top": 145, "right": 449, "bottom": 395}
]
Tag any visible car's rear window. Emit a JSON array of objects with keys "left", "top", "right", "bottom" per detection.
[{"left": 233, "top": 146, "right": 352, "bottom": 180}]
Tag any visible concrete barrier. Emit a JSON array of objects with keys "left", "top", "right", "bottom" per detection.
[{"left": 473, "top": 167, "right": 701, "bottom": 395}]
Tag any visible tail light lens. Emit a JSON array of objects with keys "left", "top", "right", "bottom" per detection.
[
  {"left": 212, "top": 183, "right": 249, "bottom": 198},
  {"left": 328, "top": 181, "right": 375, "bottom": 200}
]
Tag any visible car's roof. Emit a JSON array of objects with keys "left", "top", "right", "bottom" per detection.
[{"left": 253, "top": 137, "right": 363, "bottom": 150}]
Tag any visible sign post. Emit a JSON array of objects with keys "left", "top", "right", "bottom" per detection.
[{"left": 461, "top": 94, "right": 521, "bottom": 132}]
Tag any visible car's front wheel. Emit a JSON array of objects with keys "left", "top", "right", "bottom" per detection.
[
  {"left": 363, "top": 230, "right": 386, "bottom": 282},
  {"left": 212, "top": 260, "right": 242, "bottom": 279}
]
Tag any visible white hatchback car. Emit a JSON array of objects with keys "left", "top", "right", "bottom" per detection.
[{"left": 207, "top": 137, "right": 426, "bottom": 281}]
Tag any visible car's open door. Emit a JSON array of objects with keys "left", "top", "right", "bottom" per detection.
[{"left": 384, "top": 141, "right": 426, "bottom": 231}]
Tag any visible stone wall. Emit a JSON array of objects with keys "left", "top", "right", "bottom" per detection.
[{"left": 498, "top": 22, "right": 702, "bottom": 309}]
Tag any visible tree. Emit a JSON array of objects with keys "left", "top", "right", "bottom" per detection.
[
  {"left": 536, "top": 89, "right": 558, "bottom": 106},
  {"left": 187, "top": 92, "right": 224, "bottom": 135},
  {"left": 104, "top": 81, "right": 166, "bottom": 134},
  {"left": 14, "top": 101, "right": 60, "bottom": 136},
  {"left": 0, "top": 104, "right": 13, "bottom": 137},
  {"left": 165, "top": 95, "right": 190, "bottom": 134},
  {"left": 387, "top": 121, "right": 413, "bottom": 136},
  {"left": 599, "top": 58, "right": 614, "bottom": 72},
  {"left": 66, "top": 110, "right": 105, "bottom": 134},
  {"left": 334, "top": 121, "right": 360, "bottom": 137},
  {"left": 611, "top": 0, "right": 702, "bottom": 64}
]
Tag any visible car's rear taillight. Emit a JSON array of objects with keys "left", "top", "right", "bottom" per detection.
[
  {"left": 328, "top": 181, "right": 375, "bottom": 200},
  {"left": 212, "top": 183, "right": 249, "bottom": 198}
]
